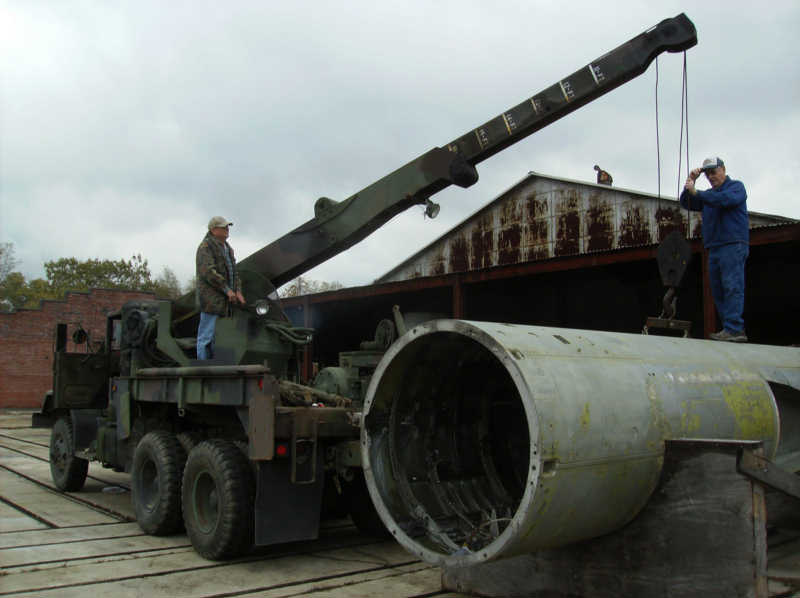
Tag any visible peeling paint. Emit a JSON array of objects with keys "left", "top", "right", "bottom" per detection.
[
  {"left": 618, "top": 204, "right": 651, "bottom": 247},
  {"left": 586, "top": 197, "right": 613, "bottom": 252},
  {"left": 555, "top": 191, "right": 580, "bottom": 256},
  {"left": 470, "top": 214, "right": 494, "bottom": 270},
  {"left": 449, "top": 235, "right": 469, "bottom": 273},
  {"left": 499, "top": 224, "right": 522, "bottom": 265}
]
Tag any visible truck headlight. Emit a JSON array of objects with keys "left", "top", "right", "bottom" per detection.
[{"left": 255, "top": 300, "right": 270, "bottom": 316}]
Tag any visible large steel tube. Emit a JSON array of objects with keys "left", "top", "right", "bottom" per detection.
[{"left": 361, "top": 321, "right": 800, "bottom": 567}]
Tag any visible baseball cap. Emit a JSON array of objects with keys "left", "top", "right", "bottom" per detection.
[
  {"left": 701, "top": 157, "right": 724, "bottom": 172},
  {"left": 208, "top": 216, "right": 233, "bottom": 230}
]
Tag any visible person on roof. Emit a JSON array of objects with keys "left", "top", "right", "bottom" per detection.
[
  {"left": 680, "top": 157, "right": 749, "bottom": 342},
  {"left": 594, "top": 164, "right": 613, "bottom": 186}
]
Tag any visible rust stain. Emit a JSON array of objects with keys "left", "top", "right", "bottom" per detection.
[
  {"left": 552, "top": 193, "right": 578, "bottom": 256},
  {"left": 430, "top": 246, "right": 446, "bottom": 276},
  {"left": 554, "top": 190, "right": 580, "bottom": 256},
  {"left": 553, "top": 188, "right": 580, "bottom": 213},
  {"left": 618, "top": 204, "right": 651, "bottom": 247},
  {"left": 524, "top": 218, "right": 549, "bottom": 247},
  {"left": 555, "top": 211, "right": 580, "bottom": 255},
  {"left": 498, "top": 196, "right": 523, "bottom": 265},
  {"left": 498, "top": 224, "right": 522, "bottom": 265},
  {"left": 502, "top": 195, "right": 523, "bottom": 223},
  {"left": 448, "top": 235, "right": 469, "bottom": 273},
  {"left": 526, "top": 245, "right": 550, "bottom": 261},
  {"left": 586, "top": 194, "right": 612, "bottom": 251},
  {"left": 655, "top": 206, "right": 687, "bottom": 241},
  {"left": 470, "top": 214, "right": 494, "bottom": 269},
  {"left": 525, "top": 191, "right": 549, "bottom": 221}
]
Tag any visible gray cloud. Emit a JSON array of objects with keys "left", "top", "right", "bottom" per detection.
[{"left": 2, "top": 1, "right": 798, "bottom": 290}]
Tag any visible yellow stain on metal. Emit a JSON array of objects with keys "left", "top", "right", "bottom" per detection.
[
  {"left": 679, "top": 400, "right": 702, "bottom": 436},
  {"left": 646, "top": 379, "right": 671, "bottom": 450},
  {"left": 723, "top": 381, "right": 776, "bottom": 440},
  {"left": 580, "top": 402, "right": 591, "bottom": 430}
]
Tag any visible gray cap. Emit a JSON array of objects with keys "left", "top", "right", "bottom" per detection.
[
  {"left": 208, "top": 216, "right": 233, "bottom": 230},
  {"left": 701, "top": 157, "right": 725, "bottom": 171}
]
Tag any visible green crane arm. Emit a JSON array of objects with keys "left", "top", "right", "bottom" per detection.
[{"left": 240, "top": 13, "right": 697, "bottom": 289}]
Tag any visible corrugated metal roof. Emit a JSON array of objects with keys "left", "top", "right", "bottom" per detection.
[{"left": 376, "top": 172, "right": 796, "bottom": 283}]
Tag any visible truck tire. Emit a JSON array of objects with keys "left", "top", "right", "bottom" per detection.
[
  {"left": 50, "top": 416, "right": 89, "bottom": 491},
  {"left": 343, "top": 470, "right": 390, "bottom": 538},
  {"left": 177, "top": 431, "right": 203, "bottom": 455},
  {"left": 132, "top": 431, "right": 187, "bottom": 535},
  {"left": 182, "top": 439, "right": 254, "bottom": 559}
]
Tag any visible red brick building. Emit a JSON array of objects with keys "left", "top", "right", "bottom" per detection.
[{"left": 0, "top": 288, "right": 155, "bottom": 408}]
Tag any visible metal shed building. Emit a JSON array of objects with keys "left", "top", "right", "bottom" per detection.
[{"left": 282, "top": 172, "right": 799, "bottom": 381}]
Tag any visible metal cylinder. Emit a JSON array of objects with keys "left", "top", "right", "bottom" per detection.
[{"left": 361, "top": 320, "right": 800, "bottom": 567}]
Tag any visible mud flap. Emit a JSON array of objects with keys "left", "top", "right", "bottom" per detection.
[{"left": 254, "top": 448, "right": 324, "bottom": 546}]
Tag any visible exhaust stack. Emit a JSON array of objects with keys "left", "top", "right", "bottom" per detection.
[{"left": 361, "top": 320, "right": 799, "bottom": 567}]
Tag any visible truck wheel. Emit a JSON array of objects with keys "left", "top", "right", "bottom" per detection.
[
  {"left": 343, "top": 470, "right": 390, "bottom": 537},
  {"left": 132, "top": 431, "right": 187, "bottom": 535},
  {"left": 177, "top": 431, "right": 203, "bottom": 455},
  {"left": 182, "top": 439, "right": 254, "bottom": 560},
  {"left": 50, "top": 416, "right": 89, "bottom": 491}
]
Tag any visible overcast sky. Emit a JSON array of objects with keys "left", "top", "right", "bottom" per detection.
[{"left": 2, "top": 1, "right": 799, "bottom": 291}]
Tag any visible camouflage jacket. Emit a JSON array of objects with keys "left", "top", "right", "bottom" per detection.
[{"left": 196, "top": 232, "right": 242, "bottom": 316}]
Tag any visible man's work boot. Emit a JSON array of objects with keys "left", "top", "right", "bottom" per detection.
[{"left": 709, "top": 329, "right": 748, "bottom": 343}]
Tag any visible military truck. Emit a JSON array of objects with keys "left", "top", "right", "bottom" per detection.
[{"left": 39, "top": 15, "right": 698, "bottom": 559}]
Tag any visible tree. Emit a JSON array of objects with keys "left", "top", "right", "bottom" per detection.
[
  {"left": 0, "top": 272, "right": 55, "bottom": 311},
  {"left": 0, "top": 252, "right": 167, "bottom": 312},
  {"left": 0, "top": 251, "right": 190, "bottom": 312},
  {"left": 151, "top": 267, "right": 183, "bottom": 299},
  {"left": 0, "top": 242, "right": 19, "bottom": 284},
  {"left": 44, "top": 254, "right": 153, "bottom": 295}
]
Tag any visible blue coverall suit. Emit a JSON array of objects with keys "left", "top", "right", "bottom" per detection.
[{"left": 679, "top": 176, "right": 749, "bottom": 334}]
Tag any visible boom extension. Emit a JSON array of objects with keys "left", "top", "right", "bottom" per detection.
[{"left": 239, "top": 14, "right": 697, "bottom": 289}]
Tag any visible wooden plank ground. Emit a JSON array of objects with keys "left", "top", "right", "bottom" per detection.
[
  {"left": 7, "top": 408, "right": 798, "bottom": 597},
  {"left": 0, "top": 410, "right": 446, "bottom": 598}
]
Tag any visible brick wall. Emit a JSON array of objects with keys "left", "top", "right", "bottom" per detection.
[{"left": 0, "top": 289, "right": 155, "bottom": 408}]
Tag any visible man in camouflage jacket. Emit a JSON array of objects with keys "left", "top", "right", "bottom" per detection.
[{"left": 196, "top": 216, "right": 246, "bottom": 359}]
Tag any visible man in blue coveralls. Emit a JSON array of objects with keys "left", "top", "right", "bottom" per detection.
[{"left": 680, "top": 157, "right": 749, "bottom": 342}]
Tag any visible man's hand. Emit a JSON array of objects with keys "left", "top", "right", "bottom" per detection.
[
  {"left": 684, "top": 167, "right": 703, "bottom": 195},
  {"left": 226, "top": 289, "right": 246, "bottom": 305}
]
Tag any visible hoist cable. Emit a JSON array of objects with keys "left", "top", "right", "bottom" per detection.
[
  {"left": 675, "top": 52, "right": 691, "bottom": 237},
  {"left": 655, "top": 57, "right": 661, "bottom": 202}
]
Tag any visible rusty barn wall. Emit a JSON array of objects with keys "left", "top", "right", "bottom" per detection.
[
  {"left": 0, "top": 289, "right": 154, "bottom": 408},
  {"left": 379, "top": 175, "right": 783, "bottom": 283}
]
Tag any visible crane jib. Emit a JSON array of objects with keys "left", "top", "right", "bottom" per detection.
[
  {"left": 451, "top": 13, "right": 697, "bottom": 165},
  {"left": 237, "top": 14, "right": 697, "bottom": 290}
]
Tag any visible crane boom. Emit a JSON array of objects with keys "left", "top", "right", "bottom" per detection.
[{"left": 239, "top": 14, "right": 696, "bottom": 289}]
